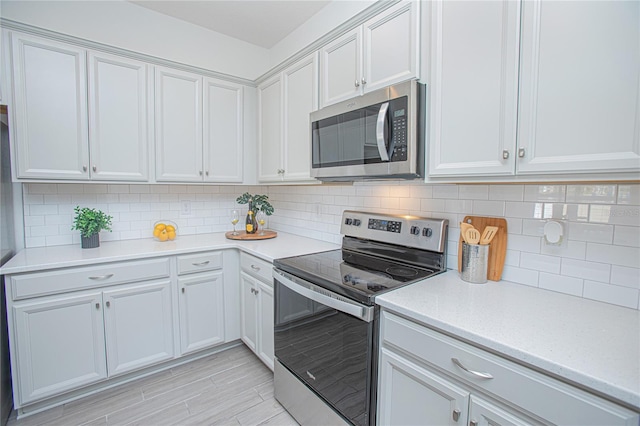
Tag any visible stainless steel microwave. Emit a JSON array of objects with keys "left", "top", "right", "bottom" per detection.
[{"left": 310, "top": 80, "right": 425, "bottom": 181}]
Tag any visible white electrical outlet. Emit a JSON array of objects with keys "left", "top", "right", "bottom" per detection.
[{"left": 180, "top": 200, "right": 192, "bottom": 217}]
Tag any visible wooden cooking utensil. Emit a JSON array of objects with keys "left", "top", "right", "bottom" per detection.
[
  {"left": 480, "top": 226, "right": 499, "bottom": 245},
  {"left": 460, "top": 222, "right": 474, "bottom": 243},
  {"left": 465, "top": 228, "right": 481, "bottom": 244},
  {"left": 457, "top": 216, "right": 508, "bottom": 281}
]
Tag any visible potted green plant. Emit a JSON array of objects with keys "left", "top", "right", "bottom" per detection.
[
  {"left": 236, "top": 192, "right": 275, "bottom": 216},
  {"left": 71, "top": 206, "right": 113, "bottom": 249}
]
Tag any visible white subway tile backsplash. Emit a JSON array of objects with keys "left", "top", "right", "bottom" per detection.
[
  {"left": 610, "top": 265, "right": 640, "bottom": 290},
  {"left": 538, "top": 272, "right": 583, "bottom": 297},
  {"left": 524, "top": 185, "right": 566, "bottom": 202},
  {"left": 561, "top": 258, "right": 610, "bottom": 282},
  {"left": 20, "top": 182, "right": 640, "bottom": 309},
  {"left": 583, "top": 281, "right": 639, "bottom": 309}
]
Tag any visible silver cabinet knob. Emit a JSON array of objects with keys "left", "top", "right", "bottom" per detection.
[
  {"left": 502, "top": 150, "right": 510, "bottom": 160},
  {"left": 518, "top": 147, "right": 526, "bottom": 158},
  {"left": 361, "top": 78, "right": 366, "bottom": 85},
  {"left": 470, "top": 421, "right": 478, "bottom": 426},
  {"left": 199, "top": 170, "right": 203, "bottom": 176},
  {"left": 355, "top": 79, "right": 360, "bottom": 87},
  {"left": 95, "top": 303, "right": 100, "bottom": 310},
  {"left": 92, "top": 165, "right": 97, "bottom": 172},
  {"left": 205, "top": 171, "right": 209, "bottom": 176},
  {"left": 453, "top": 409, "right": 461, "bottom": 422},
  {"left": 181, "top": 288, "right": 185, "bottom": 294},
  {"left": 83, "top": 165, "right": 87, "bottom": 172},
  {"left": 106, "top": 301, "right": 111, "bottom": 308}
]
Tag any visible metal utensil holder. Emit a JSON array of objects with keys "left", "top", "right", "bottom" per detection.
[{"left": 461, "top": 243, "right": 489, "bottom": 284}]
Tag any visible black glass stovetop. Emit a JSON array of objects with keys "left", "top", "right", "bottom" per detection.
[{"left": 274, "top": 249, "right": 440, "bottom": 305}]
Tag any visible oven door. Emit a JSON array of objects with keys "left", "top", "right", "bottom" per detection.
[{"left": 273, "top": 269, "right": 376, "bottom": 426}]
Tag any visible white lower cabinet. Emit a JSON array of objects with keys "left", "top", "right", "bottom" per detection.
[
  {"left": 239, "top": 253, "right": 274, "bottom": 370},
  {"left": 12, "top": 291, "right": 107, "bottom": 404},
  {"left": 378, "top": 310, "right": 639, "bottom": 426},
  {"left": 177, "top": 271, "right": 225, "bottom": 355},
  {"left": 103, "top": 280, "right": 174, "bottom": 377}
]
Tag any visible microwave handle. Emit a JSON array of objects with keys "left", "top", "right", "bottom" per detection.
[{"left": 376, "top": 102, "right": 390, "bottom": 162}]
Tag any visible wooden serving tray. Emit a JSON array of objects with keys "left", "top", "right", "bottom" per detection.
[
  {"left": 457, "top": 216, "right": 507, "bottom": 281},
  {"left": 225, "top": 230, "right": 277, "bottom": 240}
]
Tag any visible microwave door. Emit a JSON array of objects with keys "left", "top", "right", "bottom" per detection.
[{"left": 375, "top": 102, "right": 391, "bottom": 162}]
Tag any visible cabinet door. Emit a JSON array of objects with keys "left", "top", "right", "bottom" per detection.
[
  {"left": 155, "top": 67, "right": 203, "bottom": 182},
  {"left": 282, "top": 53, "right": 318, "bottom": 182},
  {"left": 257, "top": 76, "right": 283, "bottom": 182},
  {"left": 469, "top": 395, "right": 535, "bottom": 426},
  {"left": 88, "top": 52, "right": 150, "bottom": 181},
  {"left": 378, "top": 348, "right": 470, "bottom": 426},
  {"left": 319, "top": 27, "right": 362, "bottom": 107},
  {"left": 363, "top": 1, "right": 419, "bottom": 93},
  {"left": 256, "top": 280, "right": 274, "bottom": 370},
  {"left": 240, "top": 272, "right": 258, "bottom": 352},
  {"left": 103, "top": 280, "right": 174, "bottom": 376},
  {"left": 12, "top": 292, "right": 106, "bottom": 404},
  {"left": 11, "top": 33, "right": 90, "bottom": 180},
  {"left": 517, "top": 0, "right": 640, "bottom": 174},
  {"left": 428, "top": 0, "right": 521, "bottom": 177},
  {"left": 203, "top": 78, "right": 243, "bottom": 182},
  {"left": 178, "top": 272, "right": 225, "bottom": 355}
]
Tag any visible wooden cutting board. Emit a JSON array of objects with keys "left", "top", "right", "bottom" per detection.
[
  {"left": 457, "top": 216, "right": 507, "bottom": 281},
  {"left": 225, "top": 230, "right": 277, "bottom": 240}
]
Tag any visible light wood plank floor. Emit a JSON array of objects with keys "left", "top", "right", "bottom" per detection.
[{"left": 7, "top": 345, "right": 299, "bottom": 426}]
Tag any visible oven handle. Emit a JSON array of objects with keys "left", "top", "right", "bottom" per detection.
[{"left": 273, "top": 269, "right": 374, "bottom": 322}]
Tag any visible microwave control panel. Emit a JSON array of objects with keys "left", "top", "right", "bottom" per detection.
[{"left": 390, "top": 96, "right": 409, "bottom": 162}]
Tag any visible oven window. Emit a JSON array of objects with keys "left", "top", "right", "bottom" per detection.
[{"left": 274, "top": 280, "right": 374, "bottom": 426}]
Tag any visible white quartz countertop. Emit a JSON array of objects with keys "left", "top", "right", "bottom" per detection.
[
  {"left": 375, "top": 270, "right": 640, "bottom": 410},
  {"left": 0, "top": 231, "right": 339, "bottom": 275}
]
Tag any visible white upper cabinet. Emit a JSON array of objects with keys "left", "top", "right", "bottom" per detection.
[
  {"left": 203, "top": 78, "right": 243, "bottom": 182},
  {"left": 156, "top": 67, "right": 244, "bottom": 183},
  {"left": 282, "top": 52, "right": 319, "bottom": 182},
  {"left": 258, "top": 53, "right": 319, "bottom": 183},
  {"left": 428, "top": 0, "right": 521, "bottom": 177},
  {"left": 155, "top": 67, "right": 203, "bottom": 182},
  {"left": 517, "top": 0, "right": 640, "bottom": 174},
  {"left": 11, "top": 33, "right": 90, "bottom": 180},
  {"left": 88, "top": 52, "right": 150, "bottom": 181},
  {"left": 428, "top": 0, "right": 640, "bottom": 179},
  {"left": 258, "top": 75, "right": 282, "bottom": 182},
  {"left": 320, "top": 1, "right": 420, "bottom": 107}
]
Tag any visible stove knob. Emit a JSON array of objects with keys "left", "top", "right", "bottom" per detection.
[
  {"left": 345, "top": 218, "right": 353, "bottom": 225},
  {"left": 422, "top": 227, "right": 433, "bottom": 237},
  {"left": 410, "top": 225, "right": 420, "bottom": 236},
  {"left": 353, "top": 219, "right": 362, "bottom": 226}
]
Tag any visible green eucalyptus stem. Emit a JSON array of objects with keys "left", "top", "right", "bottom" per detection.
[{"left": 235, "top": 192, "right": 274, "bottom": 216}]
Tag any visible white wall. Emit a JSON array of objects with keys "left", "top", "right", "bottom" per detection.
[
  {"left": 267, "top": 0, "right": 376, "bottom": 69},
  {"left": 0, "top": 0, "right": 270, "bottom": 80},
  {"left": 20, "top": 182, "right": 640, "bottom": 310}
]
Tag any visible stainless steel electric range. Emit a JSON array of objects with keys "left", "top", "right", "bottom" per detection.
[{"left": 273, "top": 210, "right": 449, "bottom": 426}]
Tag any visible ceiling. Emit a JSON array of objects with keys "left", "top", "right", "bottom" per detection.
[{"left": 129, "top": 0, "right": 331, "bottom": 49}]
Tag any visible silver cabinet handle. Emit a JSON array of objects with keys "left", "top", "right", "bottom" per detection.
[
  {"left": 199, "top": 170, "right": 203, "bottom": 176},
  {"left": 89, "top": 274, "right": 114, "bottom": 281},
  {"left": 361, "top": 77, "right": 366, "bottom": 85},
  {"left": 453, "top": 409, "right": 461, "bottom": 422},
  {"left": 92, "top": 165, "right": 97, "bottom": 172},
  {"left": 106, "top": 301, "right": 111, "bottom": 308},
  {"left": 192, "top": 261, "right": 210, "bottom": 266},
  {"left": 502, "top": 150, "right": 509, "bottom": 159},
  {"left": 451, "top": 358, "right": 493, "bottom": 379},
  {"left": 518, "top": 147, "right": 526, "bottom": 158},
  {"left": 181, "top": 288, "right": 185, "bottom": 294},
  {"left": 205, "top": 171, "right": 209, "bottom": 176},
  {"left": 95, "top": 303, "right": 100, "bottom": 310},
  {"left": 83, "top": 165, "right": 87, "bottom": 172},
  {"left": 251, "top": 265, "right": 261, "bottom": 271},
  {"left": 355, "top": 79, "right": 360, "bottom": 87}
]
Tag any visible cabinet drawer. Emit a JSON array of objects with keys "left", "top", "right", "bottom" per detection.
[
  {"left": 381, "top": 311, "right": 637, "bottom": 425},
  {"left": 176, "top": 252, "right": 223, "bottom": 275},
  {"left": 240, "top": 253, "right": 272, "bottom": 284},
  {"left": 10, "top": 258, "right": 171, "bottom": 300}
]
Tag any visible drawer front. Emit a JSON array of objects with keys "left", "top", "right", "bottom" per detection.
[
  {"left": 381, "top": 311, "right": 638, "bottom": 425},
  {"left": 240, "top": 253, "right": 272, "bottom": 284},
  {"left": 10, "top": 258, "right": 171, "bottom": 300},
  {"left": 176, "top": 252, "right": 223, "bottom": 275}
]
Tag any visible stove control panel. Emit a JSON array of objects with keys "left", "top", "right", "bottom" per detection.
[{"left": 341, "top": 210, "right": 449, "bottom": 253}]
